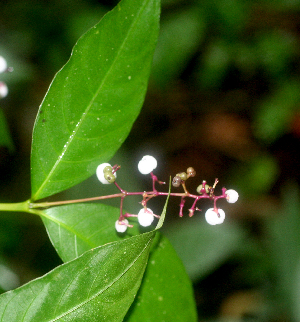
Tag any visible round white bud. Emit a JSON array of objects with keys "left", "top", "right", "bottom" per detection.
[
  {"left": 0, "top": 56, "right": 7, "bottom": 73},
  {"left": 138, "top": 155, "right": 157, "bottom": 175},
  {"left": 138, "top": 208, "right": 154, "bottom": 227},
  {"left": 205, "top": 208, "right": 225, "bottom": 225},
  {"left": 225, "top": 189, "right": 239, "bottom": 203},
  {"left": 115, "top": 219, "right": 128, "bottom": 233},
  {"left": 0, "top": 82, "right": 8, "bottom": 98},
  {"left": 96, "top": 163, "right": 117, "bottom": 184}
]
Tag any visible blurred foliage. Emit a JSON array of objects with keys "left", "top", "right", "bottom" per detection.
[
  {"left": 0, "top": 108, "right": 14, "bottom": 153},
  {"left": 1, "top": 0, "right": 300, "bottom": 320},
  {"left": 265, "top": 183, "right": 300, "bottom": 321}
]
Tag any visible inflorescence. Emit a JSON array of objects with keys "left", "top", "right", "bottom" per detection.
[{"left": 96, "top": 155, "right": 239, "bottom": 233}]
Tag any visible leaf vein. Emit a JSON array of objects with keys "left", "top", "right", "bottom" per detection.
[{"left": 49, "top": 236, "right": 153, "bottom": 321}]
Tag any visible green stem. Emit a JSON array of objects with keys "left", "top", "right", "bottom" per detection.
[
  {"left": 30, "top": 193, "right": 124, "bottom": 209},
  {"left": 0, "top": 200, "right": 31, "bottom": 213},
  {"left": 0, "top": 200, "right": 47, "bottom": 217}
]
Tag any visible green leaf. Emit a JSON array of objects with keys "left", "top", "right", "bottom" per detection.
[
  {"left": 253, "top": 79, "right": 300, "bottom": 143},
  {"left": 155, "top": 177, "right": 171, "bottom": 230},
  {"left": 125, "top": 234, "right": 197, "bottom": 322},
  {"left": 231, "top": 154, "right": 279, "bottom": 197},
  {"left": 0, "top": 230, "right": 156, "bottom": 322},
  {"left": 41, "top": 185, "right": 197, "bottom": 321},
  {"left": 42, "top": 203, "right": 142, "bottom": 262},
  {"left": 151, "top": 6, "right": 204, "bottom": 86},
  {"left": 39, "top": 180, "right": 196, "bottom": 321},
  {"left": 41, "top": 177, "right": 171, "bottom": 263},
  {"left": 31, "top": 0, "right": 160, "bottom": 201},
  {"left": 265, "top": 183, "right": 300, "bottom": 319},
  {"left": 255, "top": 31, "right": 296, "bottom": 78},
  {"left": 164, "top": 215, "right": 246, "bottom": 282},
  {"left": 0, "top": 108, "right": 14, "bottom": 153},
  {"left": 198, "top": 39, "right": 231, "bottom": 89}
]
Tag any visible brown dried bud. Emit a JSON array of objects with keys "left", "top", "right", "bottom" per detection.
[
  {"left": 172, "top": 176, "right": 182, "bottom": 187},
  {"left": 187, "top": 167, "right": 196, "bottom": 177}
]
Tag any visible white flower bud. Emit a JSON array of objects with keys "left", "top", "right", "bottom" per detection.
[
  {"left": 0, "top": 82, "right": 8, "bottom": 98},
  {"left": 115, "top": 219, "right": 128, "bottom": 233},
  {"left": 96, "top": 163, "right": 117, "bottom": 184},
  {"left": 138, "top": 208, "right": 154, "bottom": 227},
  {"left": 225, "top": 189, "right": 239, "bottom": 203},
  {"left": 0, "top": 56, "right": 7, "bottom": 73},
  {"left": 205, "top": 208, "right": 225, "bottom": 225},
  {"left": 138, "top": 155, "right": 157, "bottom": 175}
]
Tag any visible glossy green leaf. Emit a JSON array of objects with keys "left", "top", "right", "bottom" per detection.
[
  {"left": 0, "top": 230, "right": 156, "bottom": 322},
  {"left": 42, "top": 203, "right": 142, "bottom": 262},
  {"left": 125, "top": 233, "right": 197, "bottom": 322},
  {"left": 31, "top": 0, "right": 160, "bottom": 201}
]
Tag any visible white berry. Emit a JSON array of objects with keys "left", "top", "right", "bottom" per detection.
[
  {"left": 205, "top": 208, "right": 225, "bottom": 225},
  {"left": 138, "top": 208, "right": 154, "bottom": 227},
  {"left": 96, "top": 163, "right": 116, "bottom": 184},
  {"left": 138, "top": 155, "right": 157, "bottom": 175},
  {"left": 0, "top": 82, "right": 8, "bottom": 98},
  {"left": 0, "top": 56, "right": 7, "bottom": 73},
  {"left": 225, "top": 189, "right": 239, "bottom": 203},
  {"left": 115, "top": 219, "right": 128, "bottom": 233}
]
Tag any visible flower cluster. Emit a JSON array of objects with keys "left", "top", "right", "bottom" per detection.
[
  {"left": 0, "top": 56, "right": 11, "bottom": 99},
  {"left": 203, "top": 190, "right": 238, "bottom": 225},
  {"left": 96, "top": 155, "right": 239, "bottom": 232}
]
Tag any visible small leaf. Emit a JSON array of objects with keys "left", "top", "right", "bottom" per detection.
[
  {"left": 155, "top": 177, "right": 171, "bottom": 230},
  {"left": 31, "top": 0, "right": 160, "bottom": 201},
  {"left": 125, "top": 234, "right": 197, "bottom": 322},
  {"left": 0, "top": 230, "right": 156, "bottom": 322}
]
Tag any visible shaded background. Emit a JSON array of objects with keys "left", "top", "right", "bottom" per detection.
[{"left": 1, "top": 0, "right": 300, "bottom": 320}]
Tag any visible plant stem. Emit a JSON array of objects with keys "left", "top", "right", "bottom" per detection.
[
  {"left": 30, "top": 193, "right": 125, "bottom": 209},
  {"left": 29, "top": 190, "right": 215, "bottom": 209},
  {"left": 0, "top": 180, "right": 227, "bottom": 219},
  {"left": 0, "top": 200, "right": 31, "bottom": 212}
]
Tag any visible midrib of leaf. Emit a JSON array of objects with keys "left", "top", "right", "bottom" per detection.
[
  {"left": 48, "top": 236, "right": 153, "bottom": 322},
  {"left": 40, "top": 211, "right": 96, "bottom": 249},
  {"left": 33, "top": 0, "right": 150, "bottom": 201}
]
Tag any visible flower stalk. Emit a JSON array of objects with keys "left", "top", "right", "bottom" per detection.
[{"left": 1, "top": 155, "right": 239, "bottom": 232}]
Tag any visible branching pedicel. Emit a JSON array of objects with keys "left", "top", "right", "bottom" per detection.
[{"left": 96, "top": 155, "right": 239, "bottom": 232}]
